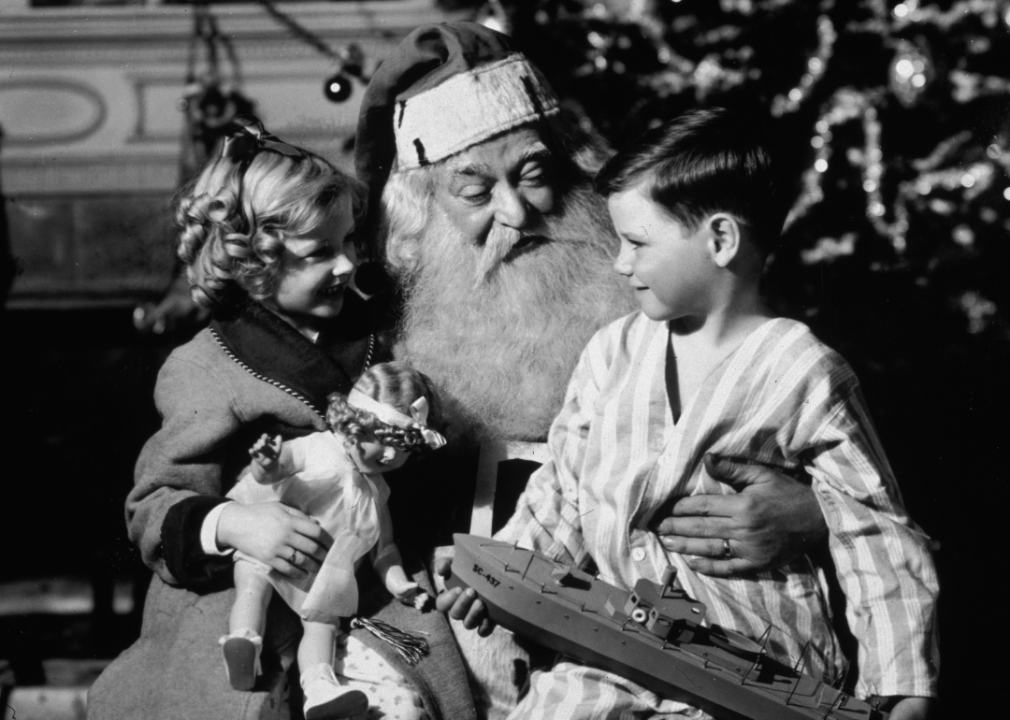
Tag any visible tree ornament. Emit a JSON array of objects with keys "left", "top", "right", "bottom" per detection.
[
  {"left": 889, "top": 40, "right": 932, "bottom": 106},
  {"left": 324, "top": 72, "right": 353, "bottom": 103}
]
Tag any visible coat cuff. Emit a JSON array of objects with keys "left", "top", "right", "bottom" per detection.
[
  {"left": 162, "top": 496, "right": 233, "bottom": 589},
  {"left": 200, "top": 501, "right": 236, "bottom": 556}
]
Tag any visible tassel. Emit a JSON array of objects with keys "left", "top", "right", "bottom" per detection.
[{"left": 351, "top": 617, "right": 430, "bottom": 666}]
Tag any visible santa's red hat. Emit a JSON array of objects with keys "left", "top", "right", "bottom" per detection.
[{"left": 354, "top": 21, "right": 560, "bottom": 201}]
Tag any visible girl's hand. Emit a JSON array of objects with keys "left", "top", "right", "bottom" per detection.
[{"left": 217, "top": 501, "right": 330, "bottom": 579}]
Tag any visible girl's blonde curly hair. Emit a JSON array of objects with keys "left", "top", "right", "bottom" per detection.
[
  {"left": 326, "top": 362, "right": 444, "bottom": 453},
  {"left": 176, "top": 125, "right": 366, "bottom": 308}
]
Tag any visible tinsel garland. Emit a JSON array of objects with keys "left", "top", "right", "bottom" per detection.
[{"left": 350, "top": 617, "right": 431, "bottom": 666}]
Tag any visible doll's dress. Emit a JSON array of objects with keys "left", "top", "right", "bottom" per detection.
[{"left": 227, "top": 431, "right": 390, "bottom": 624}]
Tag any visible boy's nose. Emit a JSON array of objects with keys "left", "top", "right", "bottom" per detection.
[
  {"left": 382, "top": 446, "right": 397, "bottom": 462},
  {"left": 613, "top": 243, "right": 633, "bottom": 276}
]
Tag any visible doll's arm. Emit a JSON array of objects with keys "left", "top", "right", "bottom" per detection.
[
  {"left": 248, "top": 434, "right": 287, "bottom": 484},
  {"left": 373, "top": 505, "right": 429, "bottom": 610}
]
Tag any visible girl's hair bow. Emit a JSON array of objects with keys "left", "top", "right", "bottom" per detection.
[{"left": 221, "top": 114, "right": 304, "bottom": 164}]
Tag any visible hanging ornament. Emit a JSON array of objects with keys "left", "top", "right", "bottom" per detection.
[
  {"left": 255, "top": 0, "right": 368, "bottom": 103},
  {"left": 889, "top": 40, "right": 933, "bottom": 107},
  {"left": 324, "top": 72, "right": 353, "bottom": 103},
  {"left": 178, "top": 4, "right": 255, "bottom": 179}
]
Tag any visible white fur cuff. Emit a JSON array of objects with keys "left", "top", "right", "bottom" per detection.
[{"left": 394, "top": 55, "right": 560, "bottom": 169}]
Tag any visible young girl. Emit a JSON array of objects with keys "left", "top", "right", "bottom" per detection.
[
  {"left": 222, "top": 362, "right": 445, "bottom": 719},
  {"left": 90, "top": 116, "right": 475, "bottom": 720}
]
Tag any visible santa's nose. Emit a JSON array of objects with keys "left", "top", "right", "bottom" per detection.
[{"left": 492, "top": 186, "right": 530, "bottom": 228}]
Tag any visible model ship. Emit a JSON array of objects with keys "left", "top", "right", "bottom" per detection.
[{"left": 447, "top": 534, "right": 888, "bottom": 720}]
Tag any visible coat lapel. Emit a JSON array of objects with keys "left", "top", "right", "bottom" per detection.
[{"left": 211, "top": 301, "right": 356, "bottom": 414}]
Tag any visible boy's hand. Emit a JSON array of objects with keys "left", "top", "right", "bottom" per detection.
[
  {"left": 217, "top": 501, "right": 331, "bottom": 579},
  {"left": 653, "top": 454, "right": 827, "bottom": 577},
  {"left": 434, "top": 557, "right": 495, "bottom": 636}
]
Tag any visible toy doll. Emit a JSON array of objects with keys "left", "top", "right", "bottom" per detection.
[{"left": 221, "top": 361, "right": 445, "bottom": 720}]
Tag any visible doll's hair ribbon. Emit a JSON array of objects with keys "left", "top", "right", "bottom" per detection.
[{"left": 348, "top": 390, "right": 446, "bottom": 449}]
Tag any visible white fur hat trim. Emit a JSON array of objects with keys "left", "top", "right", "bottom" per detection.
[{"left": 394, "top": 55, "right": 560, "bottom": 170}]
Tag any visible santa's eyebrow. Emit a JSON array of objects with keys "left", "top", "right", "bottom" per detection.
[
  {"left": 450, "top": 162, "right": 491, "bottom": 179},
  {"left": 448, "top": 142, "right": 553, "bottom": 178},
  {"left": 516, "top": 142, "right": 552, "bottom": 163}
]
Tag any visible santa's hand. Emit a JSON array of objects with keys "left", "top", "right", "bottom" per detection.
[
  {"left": 434, "top": 557, "right": 495, "bottom": 636},
  {"left": 653, "top": 454, "right": 827, "bottom": 577}
]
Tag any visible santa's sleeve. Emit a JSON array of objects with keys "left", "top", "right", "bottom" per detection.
[{"left": 804, "top": 378, "right": 939, "bottom": 699}]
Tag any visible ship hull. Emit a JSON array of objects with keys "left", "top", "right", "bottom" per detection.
[{"left": 447, "top": 534, "right": 884, "bottom": 720}]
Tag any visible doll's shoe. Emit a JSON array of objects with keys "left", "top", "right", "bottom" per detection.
[
  {"left": 219, "top": 632, "right": 263, "bottom": 691},
  {"left": 301, "top": 662, "right": 369, "bottom": 720}
]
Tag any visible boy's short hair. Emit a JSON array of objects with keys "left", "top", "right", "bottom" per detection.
[
  {"left": 176, "top": 135, "right": 367, "bottom": 309},
  {"left": 594, "top": 108, "right": 787, "bottom": 255}
]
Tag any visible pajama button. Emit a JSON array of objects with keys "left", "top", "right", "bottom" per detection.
[{"left": 631, "top": 547, "right": 646, "bottom": 562}]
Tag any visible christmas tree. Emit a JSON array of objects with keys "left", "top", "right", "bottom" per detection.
[
  {"left": 467, "top": 0, "right": 1009, "bottom": 351},
  {"left": 455, "top": 0, "right": 1009, "bottom": 709}
]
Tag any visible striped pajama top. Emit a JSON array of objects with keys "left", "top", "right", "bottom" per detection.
[{"left": 497, "top": 312, "right": 938, "bottom": 699}]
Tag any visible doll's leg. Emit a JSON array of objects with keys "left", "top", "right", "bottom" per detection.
[
  {"left": 220, "top": 560, "right": 270, "bottom": 691},
  {"left": 231, "top": 559, "right": 271, "bottom": 636},
  {"left": 299, "top": 620, "right": 369, "bottom": 720}
]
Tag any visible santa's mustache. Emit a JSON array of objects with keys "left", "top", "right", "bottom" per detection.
[{"left": 474, "top": 223, "right": 549, "bottom": 286}]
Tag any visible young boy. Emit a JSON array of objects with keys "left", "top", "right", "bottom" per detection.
[{"left": 439, "top": 109, "right": 938, "bottom": 719}]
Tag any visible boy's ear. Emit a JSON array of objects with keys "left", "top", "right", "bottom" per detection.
[{"left": 706, "top": 213, "right": 742, "bottom": 268}]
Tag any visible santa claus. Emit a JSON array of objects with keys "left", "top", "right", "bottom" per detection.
[{"left": 354, "top": 22, "right": 826, "bottom": 720}]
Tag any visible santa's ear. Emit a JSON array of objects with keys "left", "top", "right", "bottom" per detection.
[{"left": 706, "top": 213, "right": 742, "bottom": 268}]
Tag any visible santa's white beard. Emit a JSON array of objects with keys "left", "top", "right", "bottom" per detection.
[{"left": 395, "top": 184, "right": 636, "bottom": 442}]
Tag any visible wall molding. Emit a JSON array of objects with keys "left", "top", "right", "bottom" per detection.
[{"left": 0, "top": 1, "right": 460, "bottom": 195}]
